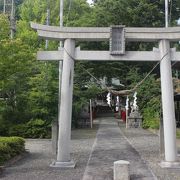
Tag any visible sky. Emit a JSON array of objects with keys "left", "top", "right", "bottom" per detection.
[{"left": 87, "top": 0, "right": 93, "bottom": 4}]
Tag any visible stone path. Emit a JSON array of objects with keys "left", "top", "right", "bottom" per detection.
[{"left": 82, "top": 118, "right": 156, "bottom": 180}]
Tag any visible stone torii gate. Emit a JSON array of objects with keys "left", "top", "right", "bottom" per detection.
[{"left": 31, "top": 22, "right": 180, "bottom": 168}]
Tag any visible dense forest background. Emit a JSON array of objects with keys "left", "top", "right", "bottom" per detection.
[{"left": 0, "top": 0, "right": 180, "bottom": 138}]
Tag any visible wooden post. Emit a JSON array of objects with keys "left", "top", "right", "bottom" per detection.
[
  {"left": 90, "top": 99, "right": 93, "bottom": 129},
  {"left": 125, "top": 96, "right": 129, "bottom": 129},
  {"left": 126, "top": 109, "right": 128, "bottom": 129},
  {"left": 51, "top": 119, "right": 58, "bottom": 157}
]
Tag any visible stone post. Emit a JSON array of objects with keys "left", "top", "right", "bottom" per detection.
[
  {"left": 159, "top": 40, "right": 177, "bottom": 164},
  {"left": 114, "top": 160, "right": 130, "bottom": 180},
  {"left": 51, "top": 39, "right": 75, "bottom": 168},
  {"left": 159, "top": 116, "right": 164, "bottom": 159}
]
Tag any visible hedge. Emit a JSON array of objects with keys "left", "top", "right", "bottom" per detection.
[
  {"left": 0, "top": 137, "right": 25, "bottom": 165},
  {"left": 8, "top": 119, "right": 51, "bottom": 138}
]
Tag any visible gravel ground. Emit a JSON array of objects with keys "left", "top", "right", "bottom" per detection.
[
  {"left": 120, "top": 121, "right": 180, "bottom": 180},
  {"left": 1, "top": 117, "right": 180, "bottom": 180},
  {"left": 1, "top": 128, "right": 97, "bottom": 180}
]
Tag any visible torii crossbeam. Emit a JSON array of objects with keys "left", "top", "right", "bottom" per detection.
[{"left": 31, "top": 22, "right": 180, "bottom": 168}]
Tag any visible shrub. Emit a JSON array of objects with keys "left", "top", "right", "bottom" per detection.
[
  {"left": 9, "top": 124, "right": 28, "bottom": 137},
  {"left": 142, "top": 97, "right": 160, "bottom": 129},
  {"left": 0, "top": 137, "right": 25, "bottom": 165},
  {"left": 0, "top": 113, "right": 9, "bottom": 136},
  {"left": 142, "top": 114, "right": 160, "bottom": 129},
  {"left": 142, "top": 106, "right": 160, "bottom": 129},
  {"left": 9, "top": 119, "right": 51, "bottom": 138},
  {"left": 72, "top": 98, "right": 87, "bottom": 128},
  {"left": 25, "top": 119, "right": 51, "bottom": 138},
  {"left": 0, "top": 143, "right": 11, "bottom": 164},
  {"left": 0, "top": 123, "right": 8, "bottom": 136}
]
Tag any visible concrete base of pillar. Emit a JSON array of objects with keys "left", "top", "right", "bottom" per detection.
[
  {"left": 159, "top": 161, "right": 180, "bottom": 168},
  {"left": 50, "top": 160, "right": 76, "bottom": 168}
]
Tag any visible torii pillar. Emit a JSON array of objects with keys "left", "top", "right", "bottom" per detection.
[
  {"left": 159, "top": 40, "right": 178, "bottom": 167},
  {"left": 51, "top": 39, "right": 76, "bottom": 168}
]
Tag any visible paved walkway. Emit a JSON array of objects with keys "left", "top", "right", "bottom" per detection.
[
  {"left": 1, "top": 117, "right": 180, "bottom": 180},
  {"left": 82, "top": 118, "right": 156, "bottom": 180}
]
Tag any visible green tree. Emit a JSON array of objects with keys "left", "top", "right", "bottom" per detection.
[
  {"left": 27, "top": 62, "right": 58, "bottom": 122},
  {"left": 15, "top": 0, "right": 95, "bottom": 130},
  {"left": 0, "top": 39, "right": 35, "bottom": 129},
  {"left": 92, "top": 0, "right": 180, "bottom": 27},
  {"left": 16, "top": 0, "right": 47, "bottom": 48},
  {"left": 1, "top": 0, "right": 178, "bottom": 135},
  {"left": 0, "top": 14, "right": 10, "bottom": 40}
]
